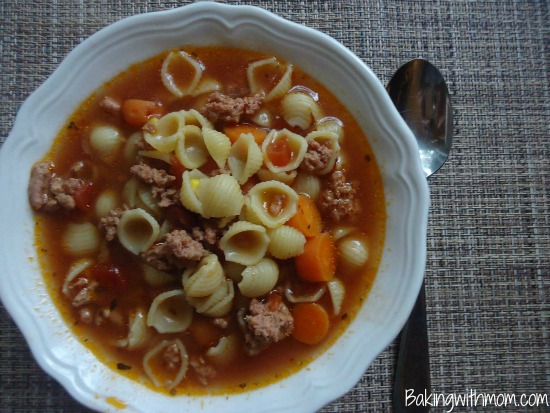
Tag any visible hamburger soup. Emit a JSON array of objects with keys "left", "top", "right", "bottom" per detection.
[{"left": 28, "top": 46, "right": 386, "bottom": 395}]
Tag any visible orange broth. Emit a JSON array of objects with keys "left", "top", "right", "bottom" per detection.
[{"left": 34, "top": 46, "right": 386, "bottom": 395}]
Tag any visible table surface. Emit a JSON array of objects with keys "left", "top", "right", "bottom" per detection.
[{"left": 1, "top": 1, "right": 548, "bottom": 412}]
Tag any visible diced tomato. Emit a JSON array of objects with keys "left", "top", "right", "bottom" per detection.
[
  {"left": 169, "top": 156, "right": 185, "bottom": 187},
  {"left": 166, "top": 205, "right": 194, "bottom": 227},
  {"left": 267, "top": 290, "right": 282, "bottom": 311},
  {"left": 92, "top": 264, "right": 128, "bottom": 293},
  {"left": 73, "top": 182, "right": 96, "bottom": 211},
  {"left": 241, "top": 175, "right": 260, "bottom": 194},
  {"left": 266, "top": 138, "right": 292, "bottom": 167}
]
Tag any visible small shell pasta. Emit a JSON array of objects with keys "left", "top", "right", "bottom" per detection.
[
  {"left": 62, "top": 222, "right": 100, "bottom": 256},
  {"left": 228, "top": 133, "right": 263, "bottom": 184},
  {"left": 179, "top": 169, "right": 208, "bottom": 214},
  {"left": 147, "top": 289, "right": 193, "bottom": 333},
  {"left": 292, "top": 172, "right": 322, "bottom": 200},
  {"left": 262, "top": 129, "right": 307, "bottom": 173},
  {"left": 284, "top": 282, "right": 326, "bottom": 304},
  {"left": 89, "top": 125, "right": 124, "bottom": 164},
  {"left": 247, "top": 181, "right": 299, "bottom": 228},
  {"left": 316, "top": 116, "right": 344, "bottom": 140},
  {"left": 143, "top": 111, "right": 185, "bottom": 153},
  {"left": 222, "top": 261, "right": 246, "bottom": 283},
  {"left": 202, "top": 127, "right": 231, "bottom": 168},
  {"left": 220, "top": 221, "right": 270, "bottom": 266},
  {"left": 175, "top": 125, "right": 208, "bottom": 169},
  {"left": 187, "top": 279, "right": 234, "bottom": 317},
  {"left": 182, "top": 255, "right": 224, "bottom": 298},
  {"left": 305, "top": 130, "right": 340, "bottom": 175},
  {"left": 327, "top": 278, "right": 345, "bottom": 315},
  {"left": 198, "top": 174, "right": 244, "bottom": 218},
  {"left": 127, "top": 307, "right": 150, "bottom": 350},
  {"left": 122, "top": 177, "right": 140, "bottom": 208},
  {"left": 282, "top": 92, "right": 323, "bottom": 130},
  {"left": 143, "top": 339, "right": 188, "bottom": 390},
  {"left": 257, "top": 168, "right": 297, "bottom": 185},
  {"left": 137, "top": 149, "right": 172, "bottom": 164},
  {"left": 268, "top": 225, "right": 306, "bottom": 259},
  {"left": 142, "top": 264, "right": 175, "bottom": 287},
  {"left": 238, "top": 258, "right": 279, "bottom": 298},
  {"left": 137, "top": 183, "right": 162, "bottom": 217},
  {"left": 192, "top": 77, "right": 221, "bottom": 97},
  {"left": 62, "top": 259, "right": 93, "bottom": 296},
  {"left": 94, "top": 188, "right": 120, "bottom": 219},
  {"left": 182, "top": 109, "right": 213, "bottom": 130},
  {"left": 247, "top": 57, "right": 293, "bottom": 102},
  {"left": 123, "top": 132, "right": 142, "bottom": 162},
  {"left": 161, "top": 51, "right": 203, "bottom": 97},
  {"left": 206, "top": 335, "right": 239, "bottom": 365},
  {"left": 117, "top": 208, "right": 160, "bottom": 255},
  {"left": 337, "top": 235, "right": 369, "bottom": 267}
]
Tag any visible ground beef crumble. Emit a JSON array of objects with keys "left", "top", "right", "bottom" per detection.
[
  {"left": 140, "top": 230, "right": 209, "bottom": 272},
  {"left": 162, "top": 343, "right": 182, "bottom": 370},
  {"left": 319, "top": 168, "right": 358, "bottom": 221},
  {"left": 300, "top": 140, "right": 333, "bottom": 174},
  {"left": 130, "top": 162, "right": 179, "bottom": 208},
  {"left": 190, "top": 356, "right": 217, "bottom": 386},
  {"left": 201, "top": 91, "right": 263, "bottom": 124},
  {"left": 242, "top": 297, "right": 294, "bottom": 355},
  {"left": 28, "top": 162, "right": 85, "bottom": 212},
  {"left": 98, "top": 205, "right": 129, "bottom": 241}
]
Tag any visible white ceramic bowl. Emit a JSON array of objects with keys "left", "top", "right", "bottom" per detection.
[{"left": 0, "top": 3, "right": 429, "bottom": 412}]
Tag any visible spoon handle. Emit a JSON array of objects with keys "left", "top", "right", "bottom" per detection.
[{"left": 393, "top": 281, "right": 431, "bottom": 412}]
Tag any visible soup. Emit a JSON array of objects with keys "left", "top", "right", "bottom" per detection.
[{"left": 29, "top": 46, "right": 386, "bottom": 394}]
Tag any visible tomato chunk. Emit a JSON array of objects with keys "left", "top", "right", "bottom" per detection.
[
  {"left": 266, "top": 138, "right": 292, "bottom": 167},
  {"left": 92, "top": 264, "right": 128, "bottom": 293}
]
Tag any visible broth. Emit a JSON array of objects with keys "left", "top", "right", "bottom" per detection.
[{"left": 32, "top": 46, "right": 386, "bottom": 395}]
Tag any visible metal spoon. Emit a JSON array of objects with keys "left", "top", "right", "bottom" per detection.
[{"left": 387, "top": 59, "right": 453, "bottom": 412}]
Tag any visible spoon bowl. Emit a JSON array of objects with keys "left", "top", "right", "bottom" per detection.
[
  {"left": 387, "top": 59, "right": 452, "bottom": 177},
  {"left": 387, "top": 59, "right": 453, "bottom": 412}
]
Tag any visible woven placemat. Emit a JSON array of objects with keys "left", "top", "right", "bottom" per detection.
[{"left": 1, "top": 0, "right": 548, "bottom": 412}]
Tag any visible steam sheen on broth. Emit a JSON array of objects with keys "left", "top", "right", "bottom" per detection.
[{"left": 30, "top": 46, "right": 386, "bottom": 394}]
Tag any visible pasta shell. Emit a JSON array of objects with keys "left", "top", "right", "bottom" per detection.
[
  {"left": 161, "top": 51, "right": 203, "bottom": 97},
  {"left": 251, "top": 108, "right": 272, "bottom": 128},
  {"left": 228, "top": 133, "right": 263, "bottom": 185},
  {"left": 223, "top": 261, "right": 246, "bottom": 283},
  {"left": 122, "top": 177, "right": 140, "bottom": 208},
  {"left": 247, "top": 181, "right": 299, "bottom": 228},
  {"left": 202, "top": 127, "right": 231, "bottom": 168},
  {"left": 316, "top": 116, "right": 344, "bottom": 140},
  {"left": 247, "top": 57, "right": 293, "bottom": 102},
  {"left": 175, "top": 125, "right": 208, "bottom": 169},
  {"left": 179, "top": 169, "right": 208, "bottom": 214},
  {"left": 238, "top": 258, "right": 279, "bottom": 298},
  {"left": 207, "top": 335, "right": 239, "bottom": 365},
  {"left": 137, "top": 183, "right": 162, "bottom": 218},
  {"left": 220, "top": 221, "right": 270, "bottom": 266},
  {"left": 285, "top": 282, "right": 326, "bottom": 304},
  {"left": 198, "top": 174, "right": 244, "bottom": 219},
  {"left": 62, "top": 222, "right": 100, "bottom": 256},
  {"left": 127, "top": 307, "right": 150, "bottom": 350},
  {"left": 89, "top": 125, "right": 123, "bottom": 164},
  {"left": 94, "top": 189, "right": 120, "bottom": 219},
  {"left": 192, "top": 77, "right": 221, "bottom": 97},
  {"left": 257, "top": 168, "right": 297, "bottom": 185},
  {"left": 262, "top": 129, "right": 307, "bottom": 173},
  {"left": 143, "top": 339, "right": 189, "bottom": 390},
  {"left": 143, "top": 111, "right": 186, "bottom": 153},
  {"left": 117, "top": 208, "right": 160, "bottom": 255},
  {"left": 337, "top": 235, "right": 369, "bottom": 267},
  {"left": 182, "top": 109, "right": 213, "bottom": 130},
  {"left": 123, "top": 132, "right": 143, "bottom": 162},
  {"left": 137, "top": 149, "right": 172, "bottom": 164},
  {"left": 187, "top": 279, "right": 235, "bottom": 317},
  {"left": 268, "top": 225, "right": 306, "bottom": 259},
  {"left": 182, "top": 254, "right": 224, "bottom": 298},
  {"left": 142, "top": 264, "right": 176, "bottom": 287},
  {"left": 327, "top": 278, "right": 345, "bottom": 315},
  {"left": 282, "top": 92, "right": 316, "bottom": 130},
  {"left": 292, "top": 172, "right": 322, "bottom": 200},
  {"left": 147, "top": 289, "right": 193, "bottom": 333},
  {"left": 62, "top": 259, "right": 93, "bottom": 297}
]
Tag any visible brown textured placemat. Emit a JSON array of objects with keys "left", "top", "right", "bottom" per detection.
[{"left": 1, "top": 0, "right": 548, "bottom": 412}]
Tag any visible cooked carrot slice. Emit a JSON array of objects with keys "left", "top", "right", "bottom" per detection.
[
  {"left": 294, "top": 233, "right": 336, "bottom": 282},
  {"left": 287, "top": 194, "right": 322, "bottom": 237},
  {"left": 292, "top": 302, "right": 330, "bottom": 345},
  {"left": 223, "top": 124, "right": 268, "bottom": 144},
  {"left": 122, "top": 99, "right": 164, "bottom": 127}
]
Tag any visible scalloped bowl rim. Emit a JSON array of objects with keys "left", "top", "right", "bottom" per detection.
[{"left": 0, "top": 3, "right": 429, "bottom": 412}]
